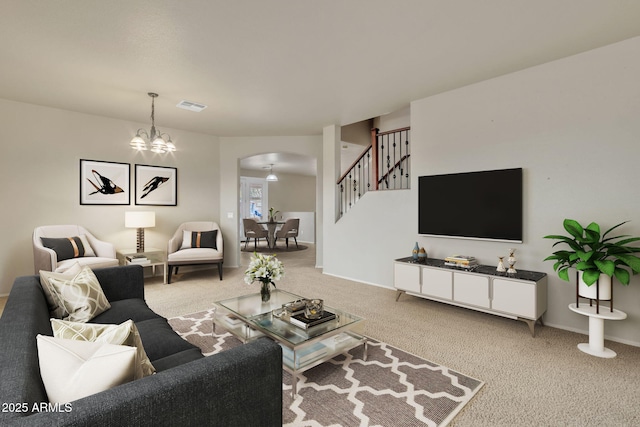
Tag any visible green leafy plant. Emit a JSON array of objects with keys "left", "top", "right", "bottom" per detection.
[
  {"left": 544, "top": 219, "right": 640, "bottom": 286},
  {"left": 268, "top": 207, "right": 280, "bottom": 222}
]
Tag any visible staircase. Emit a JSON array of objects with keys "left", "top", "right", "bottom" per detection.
[{"left": 337, "top": 127, "right": 410, "bottom": 220}]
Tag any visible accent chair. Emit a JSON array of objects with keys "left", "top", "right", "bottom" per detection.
[
  {"left": 33, "top": 225, "right": 119, "bottom": 273},
  {"left": 167, "top": 221, "right": 223, "bottom": 283}
]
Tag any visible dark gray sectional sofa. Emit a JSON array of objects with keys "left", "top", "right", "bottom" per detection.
[{"left": 0, "top": 265, "right": 283, "bottom": 426}]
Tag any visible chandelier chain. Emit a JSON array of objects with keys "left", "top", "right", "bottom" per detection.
[{"left": 129, "top": 92, "right": 175, "bottom": 153}]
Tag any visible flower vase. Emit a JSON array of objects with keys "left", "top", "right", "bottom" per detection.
[
  {"left": 412, "top": 242, "right": 419, "bottom": 261},
  {"left": 260, "top": 282, "right": 272, "bottom": 302}
]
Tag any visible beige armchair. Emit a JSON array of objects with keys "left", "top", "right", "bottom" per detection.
[
  {"left": 243, "top": 218, "right": 269, "bottom": 250},
  {"left": 274, "top": 218, "right": 300, "bottom": 250},
  {"left": 33, "top": 225, "right": 119, "bottom": 273},
  {"left": 167, "top": 221, "right": 223, "bottom": 283}
]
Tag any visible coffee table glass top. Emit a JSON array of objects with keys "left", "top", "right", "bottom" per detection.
[
  {"left": 213, "top": 289, "right": 367, "bottom": 397},
  {"left": 215, "top": 289, "right": 301, "bottom": 318},
  {"left": 214, "top": 289, "right": 364, "bottom": 346},
  {"left": 251, "top": 308, "right": 363, "bottom": 345}
]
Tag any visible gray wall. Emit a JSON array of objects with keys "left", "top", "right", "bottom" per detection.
[
  {"left": 239, "top": 169, "right": 316, "bottom": 213},
  {"left": 322, "top": 36, "right": 640, "bottom": 346},
  {"left": 0, "top": 99, "right": 220, "bottom": 295}
]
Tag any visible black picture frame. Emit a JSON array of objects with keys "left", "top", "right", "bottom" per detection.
[
  {"left": 80, "top": 159, "right": 130, "bottom": 205},
  {"left": 135, "top": 164, "right": 177, "bottom": 206}
]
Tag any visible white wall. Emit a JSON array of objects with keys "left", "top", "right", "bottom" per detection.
[
  {"left": 322, "top": 36, "right": 640, "bottom": 346},
  {"left": 280, "top": 212, "right": 315, "bottom": 244},
  {"left": 0, "top": 99, "right": 220, "bottom": 295},
  {"left": 374, "top": 105, "right": 410, "bottom": 132}
]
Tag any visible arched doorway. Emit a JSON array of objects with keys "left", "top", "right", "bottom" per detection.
[{"left": 238, "top": 152, "right": 317, "bottom": 265}]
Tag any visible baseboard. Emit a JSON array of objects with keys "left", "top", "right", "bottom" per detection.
[
  {"left": 321, "top": 271, "right": 640, "bottom": 348},
  {"left": 321, "top": 271, "right": 394, "bottom": 290},
  {"left": 543, "top": 321, "right": 640, "bottom": 348}
]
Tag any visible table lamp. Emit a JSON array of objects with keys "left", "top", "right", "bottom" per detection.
[{"left": 125, "top": 211, "right": 155, "bottom": 252}]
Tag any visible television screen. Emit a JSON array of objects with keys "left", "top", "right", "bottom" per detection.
[{"left": 418, "top": 168, "right": 523, "bottom": 242}]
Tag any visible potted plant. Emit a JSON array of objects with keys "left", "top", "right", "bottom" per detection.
[
  {"left": 268, "top": 207, "right": 280, "bottom": 223},
  {"left": 544, "top": 219, "right": 640, "bottom": 299}
]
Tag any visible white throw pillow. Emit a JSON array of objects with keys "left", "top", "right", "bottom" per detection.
[
  {"left": 51, "top": 319, "right": 156, "bottom": 379},
  {"left": 39, "top": 262, "right": 83, "bottom": 318},
  {"left": 36, "top": 335, "right": 136, "bottom": 404},
  {"left": 42, "top": 265, "right": 111, "bottom": 322}
]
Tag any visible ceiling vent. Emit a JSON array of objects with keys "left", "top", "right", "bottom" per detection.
[{"left": 176, "top": 100, "right": 208, "bottom": 112}]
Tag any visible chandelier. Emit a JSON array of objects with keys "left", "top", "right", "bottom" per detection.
[{"left": 130, "top": 93, "right": 176, "bottom": 153}]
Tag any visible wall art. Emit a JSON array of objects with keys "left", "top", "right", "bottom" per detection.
[
  {"left": 80, "top": 159, "right": 130, "bottom": 205},
  {"left": 135, "top": 164, "right": 177, "bottom": 206}
]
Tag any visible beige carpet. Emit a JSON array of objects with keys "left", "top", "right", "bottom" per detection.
[
  {"left": 144, "top": 245, "right": 640, "bottom": 426},
  {"left": 169, "top": 308, "right": 484, "bottom": 426}
]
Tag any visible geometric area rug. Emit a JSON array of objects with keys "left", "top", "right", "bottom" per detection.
[{"left": 169, "top": 309, "right": 484, "bottom": 427}]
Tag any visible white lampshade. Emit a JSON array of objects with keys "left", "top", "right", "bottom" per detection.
[
  {"left": 265, "top": 164, "right": 278, "bottom": 181},
  {"left": 130, "top": 135, "right": 148, "bottom": 150},
  {"left": 125, "top": 211, "right": 156, "bottom": 228}
]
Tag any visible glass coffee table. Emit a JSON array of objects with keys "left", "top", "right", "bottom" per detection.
[{"left": 213, "top": 289, "right": 367, "bottom": 396}]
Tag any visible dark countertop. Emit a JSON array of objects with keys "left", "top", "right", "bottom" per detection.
[{"left": 395, "top": 256, "right": 547, "bottom": 282}]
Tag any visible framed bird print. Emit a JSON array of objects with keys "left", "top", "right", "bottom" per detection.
[
  {"left": 135, "top": 164, "right": 177, "bottom": 206},
  {"left": 80, "top": 159, "right": 130, "bottom": 205}
]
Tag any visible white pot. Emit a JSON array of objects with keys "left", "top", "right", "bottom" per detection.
[{"left": 578, "top": 271, "right": 612, "bottom": 300}]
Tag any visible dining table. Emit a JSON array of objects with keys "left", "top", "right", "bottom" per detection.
[{"left": 257, "top": 220, "right": 285, "bottom": 248}]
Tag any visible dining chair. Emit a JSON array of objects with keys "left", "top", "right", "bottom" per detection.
[
  {"left": 243, "top": 218, "right": 269, "bottom": 250},
  {"left": 274, "top": 218, "right": 300, "bottom": 250}
]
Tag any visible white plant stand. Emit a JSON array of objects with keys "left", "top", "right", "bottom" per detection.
[{"left": 568, "top": 303, "right": 626, "bottom": 358}]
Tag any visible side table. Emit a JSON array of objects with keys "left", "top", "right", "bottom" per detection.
[
  {"left": 117, "top": 248, "right": 168, "bottom": 284},
  {"left": 568, "top": 303, "right": 627, "bottom": 358}
]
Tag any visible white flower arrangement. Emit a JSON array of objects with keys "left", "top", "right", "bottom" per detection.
[{"left": 244, "top": 252, "right": 285, "bottom": 287}]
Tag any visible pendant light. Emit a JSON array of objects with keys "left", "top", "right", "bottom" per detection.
[
  {"left": 266, "top": 164, "right": 278, "bottom": 181},
  {"left": 130, "top": 93, "right": 176, "bottom": 153}
]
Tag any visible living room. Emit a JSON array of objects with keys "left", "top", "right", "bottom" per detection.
[{"left": 2, "top": 2, "right": 640, "bottom": 426}]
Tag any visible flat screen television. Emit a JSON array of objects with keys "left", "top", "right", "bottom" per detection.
[{"left": 418, "top": 168, "right": 523, "bottom": 243}]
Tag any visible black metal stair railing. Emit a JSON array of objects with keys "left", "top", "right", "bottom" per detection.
[
  {"left": 336, "top": 127, "right": 410, "bottom": 220},
  {"left": 377, "top": 127, "right": 410, "bottom": 190}
]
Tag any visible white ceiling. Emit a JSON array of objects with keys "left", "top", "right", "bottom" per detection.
[
  {"left": 239, "top": 152, "right": 317, "bottom": 177},
  {"left": 2, "top": 1, "right": 640, "bottom": 141}
]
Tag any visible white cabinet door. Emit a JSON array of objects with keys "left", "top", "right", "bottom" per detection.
[
  {"left": 394, "top": 263, "right": 421, "bottom": 293},
  {"left": 421, "top": 267, "right": 453, "bottom": 300},
  {"left": 453, "top": 272, "right": 490, "bottom": 308},
  {"left": 492, "top": 278, "right": 536, "bottom": 319}
]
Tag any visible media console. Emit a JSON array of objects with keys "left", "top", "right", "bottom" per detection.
[{"left": 394, "top": 257, "right": 547, "bottom": 336}]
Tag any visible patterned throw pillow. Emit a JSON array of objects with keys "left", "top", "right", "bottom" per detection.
[
  {"left": 36, "top": 335, "right": 136, "bottom": 404},
  {"left": 181, "top": 230, "right": 217, "bottom": 250},
  {"left": 40, "top": 262, "right": 83, "bottom": 318},
  {"left": 43, "top": 266, "right": 111, "bottom": 322},
  {"left": 51, "top": 319, "right": 156, "bottom": 379},
  {"left": 40, "top": 235, "right": 96, "bottom": 261}
]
